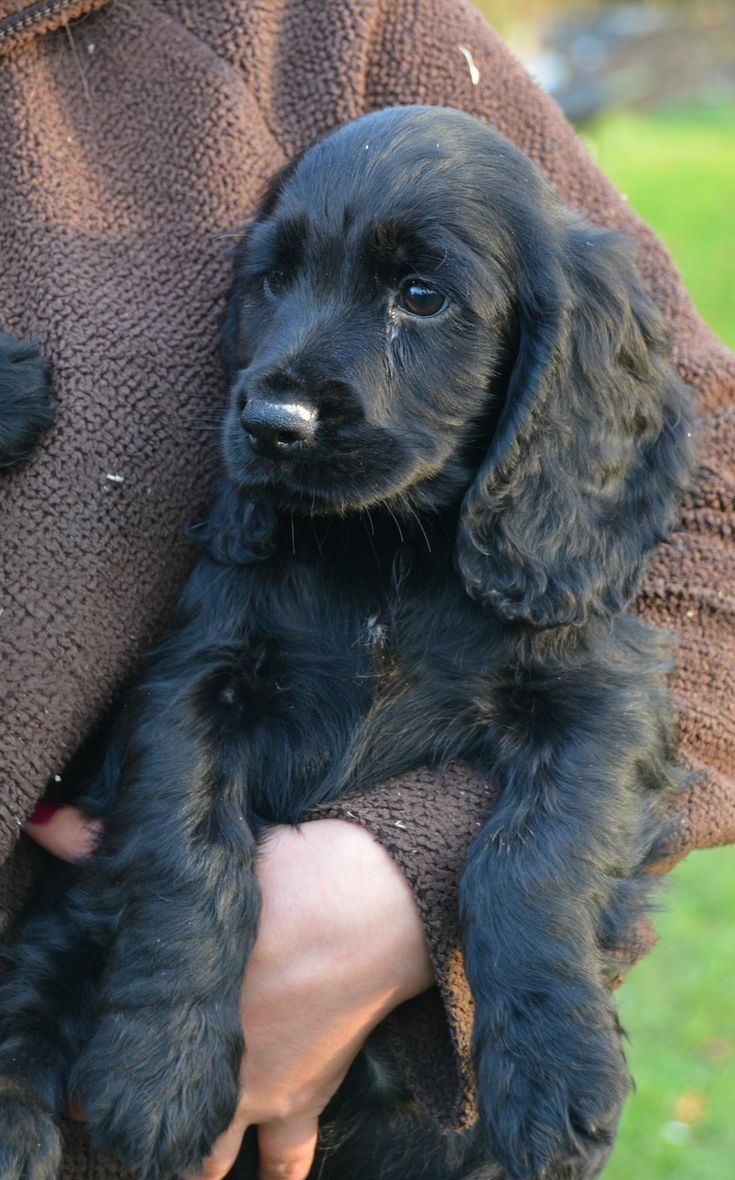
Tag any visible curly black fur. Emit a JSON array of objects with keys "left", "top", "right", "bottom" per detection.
[
  {"left": 0, "top": 329, "right": 54, "bottom": 469},
  {"left": 0, "top": 107, "right": 697, "bottom": 1180}
]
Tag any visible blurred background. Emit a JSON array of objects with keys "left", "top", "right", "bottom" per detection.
[{"left": 470, "top": 3, "right": 734, "bottom": 1176}]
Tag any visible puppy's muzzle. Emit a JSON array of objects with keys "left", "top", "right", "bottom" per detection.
[{"left": 241, "top": 398, "right": 318, "bottom": 459}]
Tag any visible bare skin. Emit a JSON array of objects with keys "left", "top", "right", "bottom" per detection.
[{"left": 25, "top": 809, "right": 435, "bottom": 1180}]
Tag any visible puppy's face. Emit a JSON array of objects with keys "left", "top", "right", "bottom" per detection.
[
  {"left": 219, "top": 106, "right": 694, "bottom": 626},
  {"left": 221, "top": 107, "right": 523, "bottom": 515}
]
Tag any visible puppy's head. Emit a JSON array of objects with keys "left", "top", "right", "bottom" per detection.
[{"left": 222, "top": 106, "right": 696, "bottom": 627}]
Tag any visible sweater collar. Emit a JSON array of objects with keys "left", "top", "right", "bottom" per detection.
[{"left": 0, "top": 0, "right": 108, "bottom": 54}]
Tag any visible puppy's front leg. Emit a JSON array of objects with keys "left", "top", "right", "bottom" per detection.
[
  {"left": 460, "top": 708, "right": 640, "bottom": 1180},
  {"left": 72, "top": 718, "right": 259, "bottom": 1180}
]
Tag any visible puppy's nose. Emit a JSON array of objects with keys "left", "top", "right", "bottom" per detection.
[{"left": 240, "top": 399, "right": 317, "bottom": 459}]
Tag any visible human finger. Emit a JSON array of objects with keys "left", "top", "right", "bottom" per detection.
[
  {"left": 182, "top": 1107, "right": 248, "bottom": 1180},
  {"left": 257, "top": 1113, "right": 318, "bottom": 1180},
  {"left": 24, "top": 802, "right": 102, "bottom": 862}
]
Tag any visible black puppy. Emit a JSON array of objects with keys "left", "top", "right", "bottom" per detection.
[{"left": 0, "top": 106, "right": 696, "bottom": 1180}]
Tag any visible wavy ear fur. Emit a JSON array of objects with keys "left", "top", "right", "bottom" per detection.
[{"left": 457, "top": 216, "right": 698, "bottom": 629}]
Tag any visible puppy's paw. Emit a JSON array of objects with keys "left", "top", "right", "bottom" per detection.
[
  {"left": 0, "top": 330, "right": 54, "bottom": 470},
  {"left": 0, "top": 1085, "right": 62, "bottom": 1180},
  {"left": 72, "top": 1006, "right": 242, "bottom": 1179},
  {"left": 475, "top": 998, "right": 629, "bottom": 1180}
]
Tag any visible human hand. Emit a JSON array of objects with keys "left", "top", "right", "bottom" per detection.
[
  {"left": 24, "top": 801, "right": 102, "bottom": 861},
  {"left": 187, "top": 820, "right": 434, "bottom": 1180},
  {"left": 24, "top": 808, "right": 434, "bottom": 1180}
]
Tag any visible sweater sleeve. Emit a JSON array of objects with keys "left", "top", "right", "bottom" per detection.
[{"left": 313, "top": 765, "right": 498, "bottom": 1129}]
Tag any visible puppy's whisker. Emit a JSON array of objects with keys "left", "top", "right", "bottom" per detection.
[
  {"left": 177, "top": 412, "right": 228, "bottom": 427},
  {"left": 320, "top": 516, "right": 335, "bottom": 548},
  {"left": 175, "top": 423, "right": 224, "bottom": 434},
  {"left": 386, "top": 506, "right": 405, "bottom": 544},
  {"left": 212, "top": 224, "right": 250, "bottom": 247},
  {"left": 407, "top": 504, "right": 432, "bottom": 554},
  {"left": 361, "top": 516, "right": 381, "bottom": 568},
  {"left": 311, "top": 521, "right": 325, "bottom": 557}
]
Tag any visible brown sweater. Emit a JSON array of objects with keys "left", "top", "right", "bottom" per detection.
[{"left": 1, "top": 0, "right": 733, "bottom": 1173}]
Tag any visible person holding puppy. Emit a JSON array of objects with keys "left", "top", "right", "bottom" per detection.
[{"left": 2, "top": 1, "right": 734, "bottom": 1177}]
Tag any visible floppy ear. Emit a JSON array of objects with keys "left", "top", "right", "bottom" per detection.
[{"left": 456, "top": 220, "right": 697, "bottom": 629}]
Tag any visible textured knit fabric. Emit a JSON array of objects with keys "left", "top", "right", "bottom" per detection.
[{"left": 0, "top": 0, "right": 733, "bottom": 1171}]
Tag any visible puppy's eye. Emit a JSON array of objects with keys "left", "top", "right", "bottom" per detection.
[
  {"left": 396, "top": 278, "right": 447, "bottom": 318},
  {"left": 263, "top": 270, "right": 286, "bottom": 297}
]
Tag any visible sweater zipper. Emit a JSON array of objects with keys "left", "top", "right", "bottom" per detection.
[{"left": 0, "top": 0, "right": 78, "bottom": 44}]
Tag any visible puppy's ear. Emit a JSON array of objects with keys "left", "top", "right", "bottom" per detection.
[
  {"left": 220, "top": 155, "right": 306, "bottom": 380},
  {"left": 0, "top": 331, "right": 54, "bottom": 469},
  {"left": 456, "top": 222, "right": 697, "bottom": 628}
]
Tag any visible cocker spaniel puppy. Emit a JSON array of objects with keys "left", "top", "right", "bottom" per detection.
[{"left": 0, "top": 106, "right": 696, "bottom": 1180}]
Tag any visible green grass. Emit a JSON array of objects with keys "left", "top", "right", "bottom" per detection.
[
  {"left": 582, "top": 102, "right": 735, "bottom": 1178},
  {"left": 606, "top": 849, "right": 735, "bottom": 1179},
  {"left": 582, "top": 102, "right": 735, "bottom": 348}
]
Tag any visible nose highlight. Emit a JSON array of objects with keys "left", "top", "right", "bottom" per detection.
[{"left": 240, "top": 399, "right": 318, "bottom": 459}]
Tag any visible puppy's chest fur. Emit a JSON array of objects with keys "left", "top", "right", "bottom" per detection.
[{"left": 160, "top": 533, "right": 509, "bottom": 826}]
